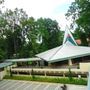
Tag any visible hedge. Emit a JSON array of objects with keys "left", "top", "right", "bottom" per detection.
[{"left": 4, "top": 75, "right": 87, "bottom": 85}]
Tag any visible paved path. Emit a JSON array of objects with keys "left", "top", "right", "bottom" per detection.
[{"left": 0, "top": 80, "right": 87, "bottom": 90}]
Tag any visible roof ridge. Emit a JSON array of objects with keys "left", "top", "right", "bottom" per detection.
[{"left": 49, "top": 45, "right": 63, "bottom": 61}]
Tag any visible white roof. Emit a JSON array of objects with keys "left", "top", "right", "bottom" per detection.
[
  {"left": 5, "top": 58, "right": 41, "bottom": 62},
  {"left": 36, "top": 28, "right": 90, "bottom": 63},
  {"left": 36, "top": 41, "right": 90, "bottom": 63},
  {"left": 0, "top": 62, "right": 12, "bottom": 68}
]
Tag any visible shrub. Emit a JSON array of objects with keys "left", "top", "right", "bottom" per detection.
[{"left": 4, "top": 75, "right": 87, "bottom": 85}]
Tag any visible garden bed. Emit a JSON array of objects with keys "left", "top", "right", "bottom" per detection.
[{"left": 4, "top": 75, "right": 87, "bottom": 85}]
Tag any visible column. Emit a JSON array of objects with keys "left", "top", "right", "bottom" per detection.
[{"left": 68, "top": 59, "right": 72, "bottom": 66}]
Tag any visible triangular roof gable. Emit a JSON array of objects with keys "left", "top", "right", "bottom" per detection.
[{"left": 63, "top": 28, "right": 77, "bottom": 46}]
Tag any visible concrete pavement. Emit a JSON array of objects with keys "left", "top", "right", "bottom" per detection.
[{"left": 0, "top": 79, "right": 87, "bottom": 90}]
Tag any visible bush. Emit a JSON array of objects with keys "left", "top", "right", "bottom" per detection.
[
  {"left": 68, "top": 67, "right": 73, "bottom": 81},
  {"left": 4, "top": 75, "right": 87, "bottom": 85}
]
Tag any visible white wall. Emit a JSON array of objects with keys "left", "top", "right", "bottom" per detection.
[
  {"left": 80, "top": 63, "right": 90, "bottom": 71},
  {"left": 0, "top": 70, "right": 6, "bottom": 80}
]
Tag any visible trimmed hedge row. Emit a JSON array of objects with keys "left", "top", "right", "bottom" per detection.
[{"left": 4, "top": 75, "right": 87, "bottom": 85}]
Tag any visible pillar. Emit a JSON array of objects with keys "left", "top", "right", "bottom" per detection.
[
  {"left": 36, "top": 61, "right": 39, "bottom": 67},
  {"left": 68, "top": 59, "right": 72, "bottom": 66},
  {"left": 48, "top": 63, "right": 52, "bottom": 67}
]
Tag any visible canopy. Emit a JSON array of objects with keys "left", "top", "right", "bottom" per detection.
[
  {"left": 0, "top": 62, "right": 12, "bottom": 68},
  {"left": 5, "top": 58, "right": 41, "bottom": 62},
  {"left": 36, "top": 29, "right": 90, "bottom": 63}
]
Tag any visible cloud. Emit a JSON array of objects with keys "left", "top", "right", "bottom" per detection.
[{"left": 4, "top": 0, "right": 74, "bottom": 30}]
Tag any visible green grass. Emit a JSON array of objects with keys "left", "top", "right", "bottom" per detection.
[{"left": 4, "top": 75, "right": 87, "bottom": 85}]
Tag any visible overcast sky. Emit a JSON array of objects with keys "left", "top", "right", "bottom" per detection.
[{"left": 3, "top": 0, "right": 74, "bottom": 30}]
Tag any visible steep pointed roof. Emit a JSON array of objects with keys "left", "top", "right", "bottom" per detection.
[
  {"left": 36, "top": 28, "right": 90, "bottom": 63},
  {"left": 63, "top": 29, "right": 77, "bottom": 46}
]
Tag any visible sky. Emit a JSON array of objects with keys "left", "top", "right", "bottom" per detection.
[{"left": 3, "top": 0, "right": 74, "bottom": 30}]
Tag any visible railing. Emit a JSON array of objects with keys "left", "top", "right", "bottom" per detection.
[{"left": 11, "top": 67, "right": 88, "bottom": 77}]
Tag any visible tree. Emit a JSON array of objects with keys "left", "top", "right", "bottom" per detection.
[
  {"left": 0, "top": 11, "right": 7, "bottom": 60},
  {"left": 20, "top": 17, "right": 63, "bottom": 57},
  {"left": 20, "top": 17, "right": 40, "bottom": 57},
  {"left": 0, "top": 37, "right": 7, "bottom": 61},
  {"left": 0, "top": 8, "right": 28, "bottom": 58},
  {"left": 0, "top": 0, "right": 4, "bottom": 4},
  {"left": 66, "top": 0, "right": 90, "bottom": 46},
  {"left": 0, "top": 7, "right": 63, "bottom": 59},
  {"left": 37, "top": 18, "right": 63, "bottom": 52}
]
